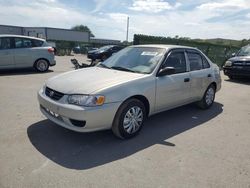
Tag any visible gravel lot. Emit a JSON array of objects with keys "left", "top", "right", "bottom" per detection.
[{"left": 0, "top": 55, "right": 250, "bottom": 188}]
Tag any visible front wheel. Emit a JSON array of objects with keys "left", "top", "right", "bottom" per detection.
[
  {"left": 34, "top": 59, "right": 49, "bottom": 72},
  {"left": 112, "top": 99, "right": 146, "bottom": 139},
  {"left": 196, "top": 84, "right": 216, "bottom": 109}
]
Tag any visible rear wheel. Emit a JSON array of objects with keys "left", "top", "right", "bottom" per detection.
[
  {"left": 34, "top": 59, "right": 49, "bottom": 72},
  {"left": 197, "top": 84, "right": 216, "bottom": 109},
  {"left": 112, "top": 99, "right": 146, "bottom": 139}
]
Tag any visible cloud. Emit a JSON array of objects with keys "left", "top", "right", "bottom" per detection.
[
  {"left": 92, "top": 0, "right": 108, "bottom": 13},
  {"left": 129, "top": 0, "right": 181, "bottom": 13},
  {"left": 197, "top": 0, "right": 250, "bottom": 11},
  {"left": 0, "top": 0, "right": 90, "bottom": 28},
  {"left": 184, "top": 22, "right": 201, "bottom": 26},
  {"left": 196, "top": 0, "right": 250, "bottom": 24},
  {"left": 0, "top": 0, "right": 250, "bottom": 41},
  {"left": 108, "top": 13, "right": 128, "bottom": 23}
]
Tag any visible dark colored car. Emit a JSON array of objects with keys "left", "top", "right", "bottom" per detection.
[
  {"left": 87, "top": 45, "right": 124, "bottom": 61},
  {"left": 223, "top": 45, "right": 250, "bottom": 79}
]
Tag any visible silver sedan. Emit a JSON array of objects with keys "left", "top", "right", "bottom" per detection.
[{"left": 38, "top": 45, "right": 221, "bottom": 139}]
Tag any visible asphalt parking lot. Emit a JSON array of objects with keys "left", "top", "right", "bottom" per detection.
[{"left": 0, "top": 55, "right": 250, "bottom": 188}]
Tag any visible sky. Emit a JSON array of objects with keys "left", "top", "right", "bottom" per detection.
[{"left": 0, "top": 0, "right": 250, "bottom": 41}]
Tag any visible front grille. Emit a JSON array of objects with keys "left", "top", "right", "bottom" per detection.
[
  {"left": 233, "top": 61, "right": 250, "bottom": 67},
  {"left": 45, "top": 87, "right": 64, "bottom": 101}
]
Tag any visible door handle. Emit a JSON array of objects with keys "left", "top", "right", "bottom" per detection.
[
  {"left": 184, "top": 78, "right": 190, "bottom": 82},
  {"left": 208, "top": 74, "right": 212, "bottom": 77}
]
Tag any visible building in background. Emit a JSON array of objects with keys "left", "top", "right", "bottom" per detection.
[
  {"left": 0, "top": 25, "right": 121, "bottom": 46},
  {"left": 0, "top": 25, "right": 90, "bottom": 43},
  {"left": 0, "top": 25, "right": 23, "bottom": 35}
]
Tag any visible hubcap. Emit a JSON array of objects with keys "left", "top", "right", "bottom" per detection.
[
  {"left": 123, "top": 106, "right": 143, "bottom": 134},
  {"left": 205, "top": 87, "right": 215, "bottom": 105},
  {"left": 37, "top": 60, "right": 48, "bottom": 71}
]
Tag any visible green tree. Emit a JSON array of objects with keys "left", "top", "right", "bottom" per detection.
[{"left": 71, "top": 25, "right": 95, "bottom": 37}]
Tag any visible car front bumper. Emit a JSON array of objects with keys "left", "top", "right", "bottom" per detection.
[
  {"left": 223, "top": 66, "right": 250, "bottom": 77},
  {"left": 38, "top": 88, "right": 121, "bottom": 132}
]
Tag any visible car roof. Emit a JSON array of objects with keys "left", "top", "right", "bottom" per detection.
[
  {"left": 0, "top": 34, "right": 45, "bottom": 41},
  {"left": 131, "top": 44, "right": 198, "bottom": 51}
]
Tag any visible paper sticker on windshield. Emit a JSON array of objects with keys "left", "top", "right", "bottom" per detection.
[{"left": 141, "top": 52, "right": 158, "bottom": 56}]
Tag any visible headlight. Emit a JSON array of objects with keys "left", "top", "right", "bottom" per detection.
[
  {"left": 41, "top": 84, "right": 46, "bottom": 93},
  {"left": 68, "top": 95, "right": 105, "bottom": 107},
  {"left": 225, "top": 61, "right": 232, "bottom": 67}
]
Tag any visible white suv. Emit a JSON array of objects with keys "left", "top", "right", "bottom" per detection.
[{"left": 0, "top": 35, "right": 56, "bottom": 72}]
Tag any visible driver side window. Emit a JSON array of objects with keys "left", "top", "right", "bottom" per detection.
[{"left": 162, "top": 51, "right": 187, "bottom": 74}]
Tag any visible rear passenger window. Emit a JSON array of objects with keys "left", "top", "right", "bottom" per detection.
[
  {"left": 32, "top": 39, "right": 44, "bottom": 47},
  {"left": 23, "top": 39, "right": 32, "bottom": 48},
  {"left": 14, "top": 38, "right": 23, "bottom": 48},
  {"left": 0, "top": 38, "right": 11, "bottom": 50},
  {"left": 187, "top": 53, "right": 203, "bottom": 71},
  {"left": 14, "top": 38, "right": 33, "bottom": 48}
]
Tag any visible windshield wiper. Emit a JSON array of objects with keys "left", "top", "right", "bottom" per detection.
[
  {"left": 111, "top": 66, "right": 136, "bottom": 73},
  {"left": 98, "top": 63, "right": 111, "bottom": 69}
]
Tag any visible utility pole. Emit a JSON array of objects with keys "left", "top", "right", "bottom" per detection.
[{"left": 126, "top": 16, "right": 129, "bottom": 42}]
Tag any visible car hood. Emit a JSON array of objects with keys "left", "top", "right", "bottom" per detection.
[
  {"left": 46, "top": 67, "right": 145, "bottom": 94},
  {"left": 229, "top": 56, "right": 250, "bottom": 61}
]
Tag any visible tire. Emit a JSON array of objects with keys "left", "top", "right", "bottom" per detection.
[
  {"left": 228, "top": 75, "right": 234, "bottom": 79},
  {"left": 196, "top": 84, "right": 216, "bottom": 109},
  {"left": 112, "top": 99, "right": 146, "bottom": 139},
  {"left": 34, "top": 59, "right": 49, "bottom": 72}
]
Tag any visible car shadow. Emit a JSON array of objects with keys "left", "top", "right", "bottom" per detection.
[
  {"left": 27, "top": 102, "right": 223, "bottom": 170},
  {"left": 225, "top": 77, "right": 250, "bottom": 85},
  {"left": 0, "top": 68, "right": 53, "bottom": 76}
]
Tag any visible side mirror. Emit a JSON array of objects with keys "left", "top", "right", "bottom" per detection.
[
  {"left": 231, "top": 53, "right": 236, "bottom": 57},
  {"left": 158, "top": 67, "right": 175, "bottom": 77}
]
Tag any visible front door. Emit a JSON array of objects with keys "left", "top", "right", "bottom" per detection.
[
  {"left": 0, "top": 37, "right": 14, "bottom": 69},
  {"left": 155, "top": 50, "right": 191, "bottom": 112}
]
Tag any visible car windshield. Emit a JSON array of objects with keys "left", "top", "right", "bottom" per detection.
[
  {"left": 237, "top": 45, "right": 250, "bottom": 56},
  {"left": 98, "top": 47, "right": 165, "bottom": 74}
]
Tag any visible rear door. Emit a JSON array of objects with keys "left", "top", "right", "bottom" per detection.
[
  {"left": 13, "top": 37, "right": 35, "bottom": 68},
  {"left": 155, "top": 49, "right": 191, "bottom": 112},
  {"left": 186, "top": 50, "right": 212, "bottom": 100},
  {"left": 0, "top": 37, "right": 14, "bottom": 69}
]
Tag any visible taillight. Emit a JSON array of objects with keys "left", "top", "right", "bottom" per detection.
[{"left": 48, "top": 47, "right": 55, "bottom": 54}]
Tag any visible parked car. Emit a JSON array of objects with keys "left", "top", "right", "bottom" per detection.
[
  {"left": 38, "top": 45, "right": 221, "bottom": 139},
  {"left": 223, "top": 45, "right": 250, "bottom": 79},
  {"left": 73, "top": 46, "right": 98, "bottom": 54},
  {"left": 87, "top": 45, "right": 124, "bottom": 61},
  {"left": 0, "top": 35, "right": 56, "bottom": 72}
]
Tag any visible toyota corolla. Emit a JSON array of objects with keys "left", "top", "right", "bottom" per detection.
[{"left": 38, "top": 45, "right": 221, "bottom": 139}]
